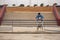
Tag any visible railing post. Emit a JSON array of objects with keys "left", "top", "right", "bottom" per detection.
[{"left": 12, "top": 20, "right": 13, "bottom": 32}]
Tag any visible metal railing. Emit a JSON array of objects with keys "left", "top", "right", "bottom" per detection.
[
  {"left": 1, "top": 19, "right": 57, "bottom": 27},
  {"left": 0, "top": 19, "right": 60, "bottom": 34}
]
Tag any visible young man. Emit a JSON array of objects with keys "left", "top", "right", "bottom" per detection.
[{"left": 35, "top": 13, "right": 44, "bottom": 31}]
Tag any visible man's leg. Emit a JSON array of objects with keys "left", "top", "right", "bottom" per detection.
[
  {"left": 41, "top": 20, "right": 44, "bottom": 31},
  {"left": 37, "top": 21, "right": 42, "bottom": 31},
  {"left": 36, "top": 20, "right": 40, "bottom": 31},
  {"left": 37, "top": 26, "right": 39, "bottom": 31}
]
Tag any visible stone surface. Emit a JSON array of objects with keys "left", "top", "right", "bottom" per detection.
[
  {"left": 0, "top": 26, "right": 12, "bottom": 32},
  {"left": 0, "top": 34, "right": 60, "bottom": 40}
]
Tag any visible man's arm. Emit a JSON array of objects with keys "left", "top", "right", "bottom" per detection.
[
  {"left": 41, "top": 15, "right": 44, "bottom": 21},
  {"left": 35, "top": 15, "right": 38, "bottom": 21}
]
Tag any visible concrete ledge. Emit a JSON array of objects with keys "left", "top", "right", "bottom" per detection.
[{"left": 0, "top": 26, "right": 12, "bottom": 32}]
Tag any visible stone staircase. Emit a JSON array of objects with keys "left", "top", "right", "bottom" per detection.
[
  {"left": 0, "top": 12, "right": 59, "bottom": 33},
  {"left": 2, "top": 12, "right": 57, "bottom": 26},
  {"left": 3, "top": 12, "right": 55, "bottom": 20}
]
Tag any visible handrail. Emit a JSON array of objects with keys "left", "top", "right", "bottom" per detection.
[
  {"left": 1, "top": 20, "right": 57, "bottom": 26},
  {"left": 0, "top": 19, "right": 58, "bottom": 33},
  {"left": 0, "top": 5, "right": 6, "bottom": 25},
  {"left": 53, "top": 5, "right": 60, "bottom": 26}
]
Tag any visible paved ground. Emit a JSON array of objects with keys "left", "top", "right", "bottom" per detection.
[{"left": 0, "top": 34, "right": 60, "bottom": 40}]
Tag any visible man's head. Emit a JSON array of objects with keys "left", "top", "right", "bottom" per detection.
[{"left": 38, "top": 13, "right": 41, "bottom": 15}]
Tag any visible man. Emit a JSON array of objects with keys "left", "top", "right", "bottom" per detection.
[{"left": 35, "top": 13, "right": 44, "bottom": 31}]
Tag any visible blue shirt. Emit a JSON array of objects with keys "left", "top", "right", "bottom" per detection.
[{"left": 36, "top": 14, "right": 44, "bottom": 21}]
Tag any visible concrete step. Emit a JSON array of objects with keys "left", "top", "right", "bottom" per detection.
[
  {"left": 12, "top": 27, "right": 60, "bottom": 32},
  {"left": 2, "top": 20, "right": 56, "bottom": 23},
  {"left": 13, "top": 24, "right": 58, "bottom": 28},
  {"left": 3, "top": 12, "right": 56, "bottom": 20},
  {"left": 2, "top": 22, "right": 57, "bottom": 25},
  {"left": 0, "top": 26, "right": 12, "bottom": 32},
  {"left": 0, "top": 26, "right": 60, "bottom": 33},
  {"left": 1, "top": 20, "right": 57, "bottom": 27},
  {"left": 12, "top": 25, "right": 58, "bottom": 27}
]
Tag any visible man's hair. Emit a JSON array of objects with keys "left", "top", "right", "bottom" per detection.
[{"left": 38, "top": 13, "right": 41, "bottom": 15}]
